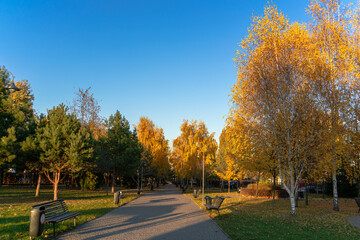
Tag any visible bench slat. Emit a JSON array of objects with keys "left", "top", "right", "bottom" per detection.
[
  {"left": 32, "top": 199, "right": 65, "bottom": 208},
  {"left": 45, "top": 204, "right": 68, "bottom": 213},
  {"left": 46, "top": 212, "right": 80, "bottom": 223}
]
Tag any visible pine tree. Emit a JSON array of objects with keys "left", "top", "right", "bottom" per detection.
[{"left": 37, "top": 104, "right": 93, "bottom": 200}]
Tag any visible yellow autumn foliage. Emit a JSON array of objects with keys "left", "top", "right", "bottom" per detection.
[{"left": 136, "top": 117, "right": 170, "bottom": 178}]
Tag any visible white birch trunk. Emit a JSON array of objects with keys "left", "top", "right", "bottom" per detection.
[
  {"left": 332, "top": 167, "right": 339, "bottom": 211},
  {"left": 289, "top": 191, "right": 296, "bottom": 215}
]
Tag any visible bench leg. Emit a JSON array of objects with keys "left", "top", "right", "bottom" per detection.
[{"left": 53, "top": 223, "right": 56, "bottom": 239}]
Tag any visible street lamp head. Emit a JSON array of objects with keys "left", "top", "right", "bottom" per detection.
[
  {"left": 5, "top": 81, "right": 20, "bottom": 91},
  {"left": 1, "top": 69, "right": 20, "bottom": 92}
]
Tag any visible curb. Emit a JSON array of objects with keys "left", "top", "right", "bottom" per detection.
[
  {"left": 56, "top": 194, "right": 142, "bottom": 239},
  {"left": 190, "top": 197, "right": 231, "bottom": 240}
]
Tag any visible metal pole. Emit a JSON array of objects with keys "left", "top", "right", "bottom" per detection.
[{"left": 202, "top": 153, "right": 205, "bottom": 205}]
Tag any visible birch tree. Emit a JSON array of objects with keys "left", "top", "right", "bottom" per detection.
[
  {"left": 172, "top": 120, "right": 217, "bottom": 187},
  {"left": 135, "top": 117, "right": 170, "bottom": 179},
  {"left": 232, "top": 4, "right": 322, "bottom": 215},
  {"left": 308, "top": 0, "right": 353, "bottom": 210}
]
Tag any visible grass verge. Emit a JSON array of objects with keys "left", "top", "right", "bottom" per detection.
[
  {"left": 186, "top": 191, "right": 360, "bottom": 240},
  {"left": 0, "top": 185, "right": 140, "bottom": 239}
]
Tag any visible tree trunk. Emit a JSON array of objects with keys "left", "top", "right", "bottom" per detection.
[
  {"left": 71, "top": 175, "right": 75, "bottom": 189},
  {"left": 228, "top": 180, "right": 231, "bottom": 193},
  {"left": 23, "top": 171, "right": 27, "bottom": 184},
  {"left": 316, "top": 183, "right": 319, "bottom": 195},
  {"left": 0, "top": 168, "right": 3, "bottom": 186},
  {"left": 111, "top": 173, "right": 115, "bottom": 193},
  {"left": 221, "top": 179, "right": 224, "bottom": 192},
  {"left": 332, "top": 168, "right": 339, "bottom": 211},
  {"left": 137, "top": 169, "right": 140, "bottom": 194},
  {"left": 54, "top": 182, "right": 58, "bottom": 200},
  {"left": 271, "top": 174, "right": 276, "bottom": 210},
  {"left": 35, "top": 174, "right": 41, "bottom": 197},
  {"left": 29, "top": 172, "right": 33, "bottom": 187},
  {"left": 305, "top": 183, "right": 309, "bottom": 206},
  {"left": 290, "top": 191, "right": 296, "bottom": 215},
  {"left": 255, "top": 179, "right": 259, "bottom": 198},
  {"left": 190, "top": 177, "right": 193, "bottom": 189},
  {"left": 106, "top": 173, "right": 110, "bottom": 196}
]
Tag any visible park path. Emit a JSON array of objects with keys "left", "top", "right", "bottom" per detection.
[{"left": 57, "top": 184, "right": 229, "bottom": 240}]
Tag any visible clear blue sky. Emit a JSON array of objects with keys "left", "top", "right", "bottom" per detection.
[{"left": 1, "top": 0, "right": 315, "bottom": 143}]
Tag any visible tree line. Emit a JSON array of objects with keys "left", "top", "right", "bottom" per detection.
[{"left": 0, "top": 73, "right": 171, "bottom": 200}]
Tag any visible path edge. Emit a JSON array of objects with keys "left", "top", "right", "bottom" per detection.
[
  {"left": 190, "top": 197, "right": 231, "bottom": 240},
  {"left": 56, "top": 193, "right": 142, "bottom": 238}
]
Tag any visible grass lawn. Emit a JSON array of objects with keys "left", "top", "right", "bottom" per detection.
[
  {"left": 186, "top": 190, "right": 360, "bottom": 240},
  {"left": 0, "top": 185, "right": 140, "bottom": 239}
]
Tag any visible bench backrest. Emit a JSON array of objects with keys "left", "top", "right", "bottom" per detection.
[
  {"left": 205, "top": 196, "right": 224, "bottom": 208},
  {"left": 212, "top": 197, "right": 225, "bottom": 208},
  {"left": 32, "top": 199, "right": 69, "bottom": 218}
]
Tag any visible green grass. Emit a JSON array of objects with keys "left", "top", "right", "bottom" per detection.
[
  {"left": 0, "top": 185, "right": 140, "bottom": 239},
  {"left": 187, "top": 191, "right": 360, "bottom": 240}
]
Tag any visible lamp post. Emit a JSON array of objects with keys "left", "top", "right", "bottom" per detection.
[
  {"left": 1, "top": 69, "right": 20, "bottom": 92},
  {"left": 202, "top": 152, "right": 205, "bottom": 205}
]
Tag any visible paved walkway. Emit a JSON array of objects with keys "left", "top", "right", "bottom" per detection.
[
  {"left": 348, "top": 216, "right": 360, "bottom": 229},
  {"left": 57, "top": 184, "right": 229, "bottom": 240}
]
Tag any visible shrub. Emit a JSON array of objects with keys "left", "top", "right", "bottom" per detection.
[
  {"left": 80, "top": 172, "right": 98, "bottom": 191},
  {"left": 246, "top": 183, "right": 282, "bottom": 191},
  {"left": 240, "top": 188, "right": 288, "bottom": 198}
]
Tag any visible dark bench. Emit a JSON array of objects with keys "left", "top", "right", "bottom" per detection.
[
  {"left": 355, "top": 197, "right": 360, "bottom": 213},
  {"left": 193, "top": 189, "right": 201, "bottom": 198},
  {"left": 32, "top": 199, "right": 80, "bottom": 238},
  {"left": 204, "top": 196, "right": 225, "bottom": 215}
]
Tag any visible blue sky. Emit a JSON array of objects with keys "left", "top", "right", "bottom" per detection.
[{"left": 1, "top": 0, "right": 315, "bottom": 143}]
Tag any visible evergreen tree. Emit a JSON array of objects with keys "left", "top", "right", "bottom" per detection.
[
  {"left": 0, "top": 66, "right": 35, "bottom": 186},
  {"left": 37, "top": 104, "right": 93, "bottom": 200},
  {"left": 100, "top": 111, "right": 141, "bottom": 193}
]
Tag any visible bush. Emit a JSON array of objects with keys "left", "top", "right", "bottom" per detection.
[
  {"left": 240, "top": 188, "right": 288, "bottom": 198},
  {"left": 80, "top": 172, "right": 98, "bottom": 191},
  {"left": 246, "top": 183, "right": 282, "bottom": 191}
]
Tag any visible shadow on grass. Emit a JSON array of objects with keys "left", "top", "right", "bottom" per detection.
[{"left": 0, "top": 215, "right": 29, "bottom": 225}]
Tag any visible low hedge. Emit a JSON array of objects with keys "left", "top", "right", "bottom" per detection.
[
  {"left": 246, "top": 183, "right": 282, "bottom": 191},
  {"left": 240, "top": 188, "right": 289, "bottom": 198}
]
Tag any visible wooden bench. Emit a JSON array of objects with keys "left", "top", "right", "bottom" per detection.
[
  {"left": 32, "top": 199, "right": 80, "bottom": 238},
  {"left": 355, "top": 197, "right": 360, "bottom": 213},
  {"left": 204, "top": 196, "right": 225, "bottom": 215}
]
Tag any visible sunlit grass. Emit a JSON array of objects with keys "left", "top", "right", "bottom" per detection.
[
  {"left": 186, "top": 190, "right": 360, "bottom": 240},
  {"left": 0, "top": 185, "right": 139, "bottom": 239}
]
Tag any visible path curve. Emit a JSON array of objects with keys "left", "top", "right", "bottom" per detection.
[{"left": 57, "top": 184, "right": 229, "bottom": 240}]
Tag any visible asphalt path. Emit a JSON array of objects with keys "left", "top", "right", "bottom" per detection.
[{"left": 57, "top": 184, "right": 229, "bottom": 240}]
